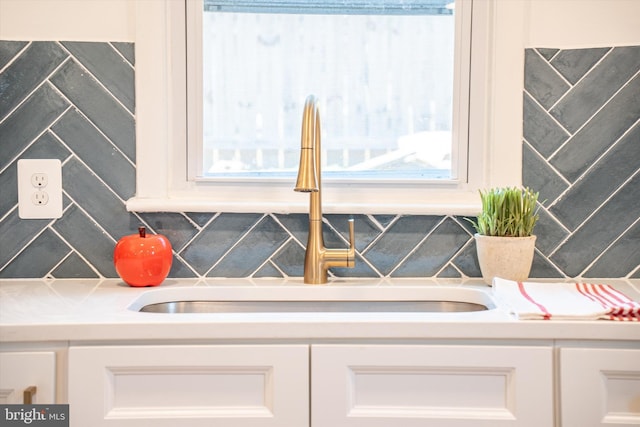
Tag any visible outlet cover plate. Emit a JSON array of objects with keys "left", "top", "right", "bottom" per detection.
[{"left": 17, "top": 159, "right": 63, "bottom": 219}]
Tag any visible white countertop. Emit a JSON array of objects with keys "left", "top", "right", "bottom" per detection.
[{"left": 1, "top": 278, "right": 639, "bottom": 343}]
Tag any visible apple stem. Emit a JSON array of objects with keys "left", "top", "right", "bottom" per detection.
[{"left": 138, "top": 226, "right": 146, "bottom": 238}]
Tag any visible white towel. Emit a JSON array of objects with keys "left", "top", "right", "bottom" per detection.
[{"left": 493, "top": 278, "right": 640, "bottom": 321}]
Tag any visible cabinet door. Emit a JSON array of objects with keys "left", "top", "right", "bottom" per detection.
[
  {"left": 69, "top": 345, "right": 308, "bottom": 427},
  {"left": 0, "top": 351, "right": 56, "bottom": 404},
  {"left": 311, "top": 344, "right": 553, "bottom": 427},
  {"left": 560, "top": 347, "right": 640, "bottom": 426}
]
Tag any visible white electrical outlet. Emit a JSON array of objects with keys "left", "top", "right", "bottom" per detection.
[
  {"left": 17, "top": 159, "right": 63, "bottom": 219},
  {"left": 31, "top": 173, "right": 49, "bottom": 188}
]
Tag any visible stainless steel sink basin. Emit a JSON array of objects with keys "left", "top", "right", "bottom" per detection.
[
  {"left": 139, "top": 300, "right": 488, "bottom": 313},
  {"left": 133, "top": 284, "right": 495, "bottom": 314}
]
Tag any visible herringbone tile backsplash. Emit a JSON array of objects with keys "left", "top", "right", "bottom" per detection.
[
  {"left": 523, "top": 46, "right": 639, "bottom": 278},
  {"left": 0, "top": 41, "right": 638, "bottom": 280}
]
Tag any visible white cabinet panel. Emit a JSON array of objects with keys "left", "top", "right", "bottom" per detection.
[
  {"left": 0, "top": 351, "right": 56, "bottom": 404},
  {"left": 68, "top": 345, "right": 308, "bottom": 427},
  {"left": 311, "top": 344, "right": 553, "bottom": 427},
  {"left": 561, "top": 348, "right": 640, "bottom": 426}
]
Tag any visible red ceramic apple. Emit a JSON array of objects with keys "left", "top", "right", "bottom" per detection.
[{"left": 114, "top": 227, "right": 173, "bottom": 287}]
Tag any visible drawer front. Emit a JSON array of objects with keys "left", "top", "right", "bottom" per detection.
[
  {"left": 0, "top": 351, "right": 56, "bottom": 404},
  {"left": 311, "top": 344, "right": 553, "bottom": 427},
  {"left": 69, "top": 345, "right": 308, "bottom": 427},
  {"left": 561, "top": 347, "right": 640, "bottom": 426}
]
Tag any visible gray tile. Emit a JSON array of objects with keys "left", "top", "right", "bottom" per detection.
[
  {"left": 138, "top": 213, "right": 199, "bottom": 252},
  {"left": 550, "top": 46, "right": 640, "bottom": 133},
  {"left": 253, "top": 262, "right": 284, "bottom": 278},
  {"left": 437, "top": 264, "right": 462, "bottom": 278},
  {"left": 111, "top": 42, "right": 135, "bottom": 65},
  {"left": 0, "top": 165, "right": 18, "bottom": 218},
  {"left": 451, "top": 242, "right": 481, "bottom": 278},
  {"left": 330, "top": 266, "right": 380, "bottom": 279},
  {"left": 524, "top": 49, "right": 569, "bottom": 110},
  {"left": 308, "top": 220, "right": 348, "bottom": 249},
  {"left": 22, "top": 130, "right": 72, "bottom": 160},
  {"left": 532, "top": 209, "right": 569, "bottom": 255},
  {"left": 271, "top": 240, "right": 305, "bottom": 277},
  {"left": 392, "top": 217, "right": 470, "bottom": 277},
  {"left": 523, "top": 92, "right": 569, "bottom": 158},
  {"left": 61, "top": 42, "right": 135, "bottom": 113},
  {"left": 364, "top": 215, "right": 441, "bottom": 275},
  {"left": 52, "top": 204, "right": 118, "bottom": 277},
  {"left": 167, "top": 255, "right": 198, "bottom": 278},
  {"left": 455, "top": 214, "right": 477, "bottom": 236},
  {"left": 550, "top": 173, "right": 640, "bottom": 277},
  {"left": 62, "top": 158, "right": 139, "bottom": 241},
  {"left": 584, "top": 221, "right": 640, "bottom": 278},
  {"left": 52, "top": 109, "right": 135, "bottom": 200},
  {"left": 4, "top": 40, "right": 639, "bottom": 281},
  {"left": 550, "top": 73, "right": 640, "bottom": 182},
  {"left": 0, "top": 40, "right": 28, "bottom": 69},
  {"left": 0, "top": 83, "right": 69, "bottom": 171},
  {"left": 523, "top": 143, "right": 568, "bottom": 208},
  {"left": 0, "top": 210, "right": 49, "bottom": 269},
  {"left": 273, "top": 213, "right": 309, "bottom": 245},
  {"left": 330, "top": 253, "right": 380, "bottom": 278},
  {"left": 49, "top": 59, "right": 135, "bottom": 161},
  {"left": 550, "top": 122, "right": 640, "bottom": 231},
  {"left": 181, "top": 213, "right": 263, "bottom": 275},
  {"left": 51, "top": 253, "right": 99, "bottom": 278},
  {"left": 0, "top": 229, "right": 70, "bottom": 278},
  {"left": 0, "top": 131, "right": 72, "bottom": 218},
  {"left": 550, "top": 48, "right": 610, "bottom": 85},
  {"left": 529, "top": 252, "right": 564, "bottom": 278},
  {"left": 536, "top": 48, "right": 559, "bottom": 62},
  {"left": 325, "top": 214, "right": 381, "bottom": 252},
  {"left": 208, "top": 215, "right": 289, "bottom": 277},
  {"left": 372, "top": 215, "right": 397, "bottom": 228},
  {"left": 185, "top": 212, "right": 215, "bottom": 228},
  {"left": 0, "top": 42, "right": 68, "bottom": 121},
  {"left": 62, "top": 193, "right": 72, "bottom": 211}
]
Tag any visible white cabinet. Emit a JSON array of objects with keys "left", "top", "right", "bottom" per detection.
[
  {"left": 68, "top": 342, "right": 640, "bottom": 427},
  {"left": 311, "top": 344, "right": 553, "bottom": 427},
  {"left": 0, "top": 351, "right": 56, "bottom": 404},
  {"left": 68, "top": 345, "right": 308, "bottom": 427},
  {"left": 560, "top": 347, "right": 640, "bottom": 426}
]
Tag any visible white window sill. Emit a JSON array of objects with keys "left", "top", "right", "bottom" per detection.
[{"left": 126, "top": 190, "right": 482, "bottom": 215}]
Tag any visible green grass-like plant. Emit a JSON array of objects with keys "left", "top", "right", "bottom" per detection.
[{"left": 467, "top": 187, "right": 540, "bottom": 237}]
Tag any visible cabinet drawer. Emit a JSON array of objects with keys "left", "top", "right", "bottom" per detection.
[
  {"left": 311, "top": 344, "right": 553, "bottom": 427},
  {"left": 0, "top": 351, "right": 56, "bottom": 404},
  {"left": 68, "top": 345, "right": 308, "bottom": 427},
  {"left": 560, "top": 347, "right": 640, "bottom": 426}
]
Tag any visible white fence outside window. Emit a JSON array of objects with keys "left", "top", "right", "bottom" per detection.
[{"left": 200, "top": 1, "right": 456, "bottom": 179}]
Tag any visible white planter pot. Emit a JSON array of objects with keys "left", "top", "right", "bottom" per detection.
[{"left": 474, "top": 234, "right": 537, "bottom": 285}]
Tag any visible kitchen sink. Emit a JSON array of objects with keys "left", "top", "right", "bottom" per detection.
[
  {"left": 132, "top": 284, "right": 495, "bottom": 314},
  {"left": 139, "top": 300, "right": 488, "bottom": 313}
]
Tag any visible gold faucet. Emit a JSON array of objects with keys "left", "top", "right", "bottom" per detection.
[{"left": 294, "top": 95, "right": 355, "bottom": 284}]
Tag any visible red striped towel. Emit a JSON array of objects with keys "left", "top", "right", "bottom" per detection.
[{"left": 493, "top": 278, "right": 640, "bottom": 321}]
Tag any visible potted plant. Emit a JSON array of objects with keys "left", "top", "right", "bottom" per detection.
[{"left": 467, "top": 187, "right": 540, "bottom": 285}]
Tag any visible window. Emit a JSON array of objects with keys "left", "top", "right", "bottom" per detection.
[
  {"left": 194, "top": 0, "right": 460, "bottom": 182},
  {"left": 129, "top": 0, "right": 525, "bottom": 214}
]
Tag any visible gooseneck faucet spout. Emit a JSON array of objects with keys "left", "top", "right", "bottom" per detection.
[{"left": 294, "top": 95, "right": 355, "bottom": 284}]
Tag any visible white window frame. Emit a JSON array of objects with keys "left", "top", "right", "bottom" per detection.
[{"left": 128, "top": 0, "right": 525, "bottom": 215}]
